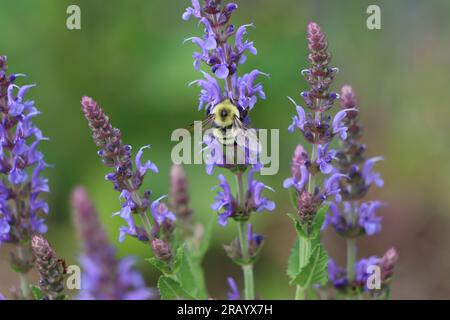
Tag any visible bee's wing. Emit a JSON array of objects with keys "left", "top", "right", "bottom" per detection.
[
  {"left": 233, "top": 117, "right": 262, "bottom": 154},
  {"left": 186, "top": 114, "right": 215, "bottom": 133}
]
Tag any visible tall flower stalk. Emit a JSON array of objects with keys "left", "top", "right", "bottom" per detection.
[
  {"left": 80, "top": 96, "right": 176, "bottom": 256},
  {"left": 183, "top": 0, "right": 274, "bottom": 300},
  {"left": 72, "top": 187, "right": 154, "bottom": 300},
  {"left": 0, "top": 56, "right": 50, "bottom": 299},
  {"left": 81, "top": 97, "right": 209, "bottom": 299},
  {"left": 284, "top": 23, "right": 353, "bottom": 299},
  {"left": 326, "top": 85, "right": 398, "bottom": 299},
  {"left": 31, "top": 235, "right": 67, "bottom": 300}
]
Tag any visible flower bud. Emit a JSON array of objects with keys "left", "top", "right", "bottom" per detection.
[
  {"left": 151, "top": 238, "right": 172, "bottom": 261},
  {"left": 379, "top": 247, "right": 398, "bottom": 281},
  {"left": 31, "top": 235, "right": 67, "bottom": 300},
  {"left": 298, "top": 191, "right": 317, "bottom": 224}
]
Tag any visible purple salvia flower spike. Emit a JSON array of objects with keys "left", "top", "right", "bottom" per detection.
[
  {"left": 324, "top": 84, "right": 397, "bottom": 295},
  {"left": 283, "top": 23, "right": 363, "bottom": 298},
  {"left": 81, "top": 96, "right": 173, "bottom": 248},
  {"left": 72, "top": 187, "right": 154, "bottom": 300},
  {"left": 0, "top": 56, "right": 50, "bottom": 298},
  {"left": 31, "top": 235, "right": 67, "bottom": 300},
  {"left": 184, "top": 0, "right": 274, "bottom": 300}
]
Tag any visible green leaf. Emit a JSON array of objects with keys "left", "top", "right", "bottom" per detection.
[
  {"left": 157, "top": 276, "right": 194, "bottom": 300},
  {"left": 287, "top": 238, "right": 300, "bottom": 280},
  {"left": 286, "top": 213, "right": 297, "bottom": 223},
  {"left": 31, "top": 285, "right": 44, "bottom": 300},
  {"left": 311, "top": 202, "right": 330, "bottom": 237},
  {"left": 146, "top": 257, "right": 172, "bottom": 275},
  {"left": 291, "top": 244, "right": 329, "bottom": 288},
  {"left": 175, "top": 245, "right": 198, "bottom": 298},
  {"left": 289, "top": 188, "right": 298, "bottom": 211},
  {"left": 172, "top": 245, "right": 185, "bottom": 273},
  {"left": 185, "top": 251, "right": 209, "bottom": 299},
  {"left": 287, "top": 213, "right": 311, "bottom": 240},
  {"left": 307, "top": 287, "right": 319, "bottom": 300},
  {"left": 182, "top": 219, "right": 214, "bottom": 299}
]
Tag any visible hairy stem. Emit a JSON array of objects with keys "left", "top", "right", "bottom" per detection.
[
  {"left": 242, "top": 264, "right": 254, "bottom": 300},
  {"left": 237, "top": 220, "right": 254, "bottom": 300},
  {"left": 295, "top": 137, "right": 317, "bottom": 299},
  {"left": 307, "top": 144, "right": 317, "bottom": 192},
  {"left": 295, "top": 237, "right": 312, "bottom": 300},
  {"left": 235, "top": 173, "right": 245, "bottom": 208},
  {"left": 139, "top": 213, "right": 154, "bottom": 241},
  {"left": 235, "top": 173, "right": 255, "bottom": 300},
  {"left": 126, "top": 181, "right": 153, "bottom": 243}
]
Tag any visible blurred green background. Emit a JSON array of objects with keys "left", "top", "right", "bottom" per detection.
[{"left": 1, "top": 0, "right": 450, "bottom": 299}]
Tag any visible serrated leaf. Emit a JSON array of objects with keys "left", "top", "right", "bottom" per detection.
[
  {"left": 146, "top": 257, "right": 172, "bottom": 275},
  {"left": 287, "top": 213, "right": 311, "bottom": 240},
  {"left": 287, "top": 238, "right": 300, "bottom": 280},
  {"left": 291, "top": 244, "right": 329, "bottom": 288},
  {"left": 185, "top": 251, "right": 209, "bottom": 299},
  {"left": 157, "top": 276, "right": 194, "bottom": 300},
  {"left": 176, "top": 246, "right": 198, "bottom": 298},
  {"left": 31, "top": 285, "right": 44, "bottom": 300}
]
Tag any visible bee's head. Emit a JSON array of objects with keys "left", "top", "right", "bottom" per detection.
[
  {"left": 212, "top": 100, "right": 240, "bottom": 127},
  {"left": 220, "top": 108, "right": 229, "bottom": 119}
]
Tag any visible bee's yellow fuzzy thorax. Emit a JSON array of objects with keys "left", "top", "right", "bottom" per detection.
[{"left": 211, "top": 100, "right": 240, "bottom": 128}]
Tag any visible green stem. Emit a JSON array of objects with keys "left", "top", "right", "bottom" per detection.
[
  {"left": 237, "top": 220, "right": 248, "bottom": 261},
  {"left": 307, "top": 144, "right": 317, "bottom": 192},
  {"left": 237, "top": 220, "right": 254, "bottom": 300},
  {"left": 235, "top": 173, "right": 255, "bottom": 300},
  {"left": 139, "top": 213, "right": 154, "bottom": 240},
  {"left": 346, "top": 238, "right": 357, "bottom": 283},
  {"left": 243, "top": 264, "right": 254, "bottom": 300},
  {"left": 127, "top": 183, "right": 153, "bottom": 242},
  {"left": 295, "top": 140, "right": 317, "bottom": 299},
  {"left": 294, "top": 236, "right": 312, "bottom": 300},
  {"left": 17, "top": 245, "right": 30, "bottom": 299},
  {"left": 235, "top": 173, "right": 245, "bottom": 208}
]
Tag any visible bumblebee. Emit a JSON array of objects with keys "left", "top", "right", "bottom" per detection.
[{"left": 189, "top": 100, "right": 260, "bottom": 151}]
